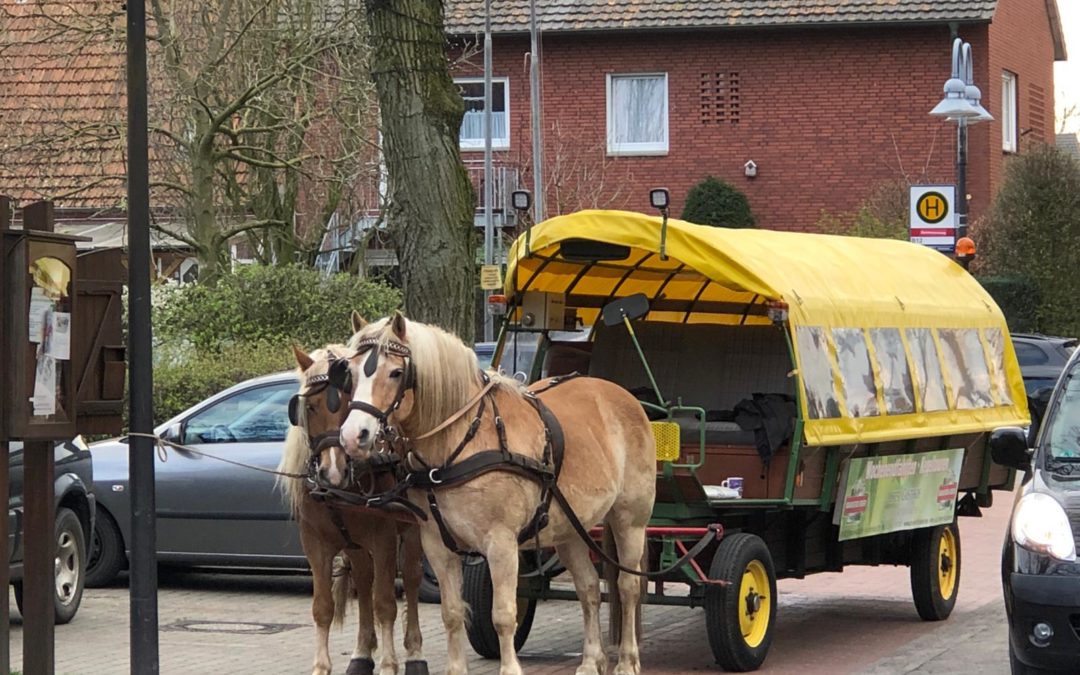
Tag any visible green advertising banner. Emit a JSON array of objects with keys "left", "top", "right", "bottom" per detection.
[{"left": 837, "top": 448, "right": 964, "bottom": 541}]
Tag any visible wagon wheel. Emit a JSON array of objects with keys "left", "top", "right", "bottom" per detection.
[
  {"left": 910, "top": 522, "right": 961, "bottom": 621},
  {"left": 704, "top": 533, "right": 777, "bottom": 672},
  {"left": 462, "top": 557, "right": 538, "bottom": 659}
]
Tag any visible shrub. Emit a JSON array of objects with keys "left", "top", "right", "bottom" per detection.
[
  {"left": 976, "top": 276, "right": 1041, "bottom": 333},
  {"left": 681, "top": 176, "right": 755, "bottom": 228},
  {"left": 152, "top": 341, "right": 296, "bottom": 425},
  {"left": 975, "top": 144, "right": 1080, "bottom": 337},
  {"left": 153, "top": 264, "right": 401, "bottom": 351},
  {"left": 816, "top": 179, "right": 910, "bottom": 240}
]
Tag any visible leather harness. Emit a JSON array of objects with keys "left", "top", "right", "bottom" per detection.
[{"left": 309, "top": 342, "right": 720, "bottom": 578}]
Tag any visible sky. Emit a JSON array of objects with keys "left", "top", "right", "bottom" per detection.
[{"left": 1056, "top": 0, "right": 1080, "bottom": 132}]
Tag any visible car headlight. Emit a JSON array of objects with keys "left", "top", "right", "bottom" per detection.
[{"left": 1012, "top": 492, "right": 1076, "bottom": 561}]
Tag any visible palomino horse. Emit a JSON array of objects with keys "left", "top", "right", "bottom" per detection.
[
  {"left": 337, "top": 312, "right": 656, "bottom": 675},
  {"left": 278, "top": 335, "right": 426, "bottom": 675}
]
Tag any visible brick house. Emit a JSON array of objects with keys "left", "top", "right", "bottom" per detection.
[{"left": 444, "top": 0, "right": 1067, "bottom": 232}]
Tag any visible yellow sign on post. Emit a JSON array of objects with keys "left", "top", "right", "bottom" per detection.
[{"left": 479, "top": 265, "right": 503, "bottom": 290}]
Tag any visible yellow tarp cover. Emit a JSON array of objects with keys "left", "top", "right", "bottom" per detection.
[{"left": 504, "top": 210, "right": 1029, "bottom": 446}]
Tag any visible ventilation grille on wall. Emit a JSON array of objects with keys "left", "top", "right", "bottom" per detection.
[
  {"left": 1028, "top": 83, "right": 1046, "bottom": 142},
  {"left": 700, "top": 72, "right": 740, "bottom": 125}
]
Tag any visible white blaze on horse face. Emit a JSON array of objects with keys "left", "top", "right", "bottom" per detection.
[
  {"left": 323, "top": 448, "right": 344, "bottom": 487},
  {"left": 340, "top": 365, "right": 379, "bottom": 457}
]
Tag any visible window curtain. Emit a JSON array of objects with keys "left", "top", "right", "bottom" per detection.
[{"left": 611, "top": 76, "right": 666, "bottom": 145}]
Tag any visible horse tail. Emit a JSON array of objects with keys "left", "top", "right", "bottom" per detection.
[{"left": 332, "top": 556, "right": 353, "bottom": 628}]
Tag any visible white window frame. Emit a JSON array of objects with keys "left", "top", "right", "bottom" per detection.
[
  {"left": 455, "top": 77, "right": 510, "bottom": 151},
  {"left": 1002, "top": 71, "right": 1018, "bottom": 153},
  {"left": 606, "top": 72, "right": 669, "bottom": 156}
]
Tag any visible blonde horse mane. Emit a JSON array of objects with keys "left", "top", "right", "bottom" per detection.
[
  {"left": 277, "top": 343, "right": 352, "bottom": 518},
  {"left": 356, "top": 315, "right": 520, "bottom": 437}
]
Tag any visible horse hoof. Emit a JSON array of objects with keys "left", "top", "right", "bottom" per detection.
[
  {"left": 346, "top": 657, "right": 376, "bottom": 675},
  {"left": 404, "top": 661, "right": 429, "bottom": 675}
]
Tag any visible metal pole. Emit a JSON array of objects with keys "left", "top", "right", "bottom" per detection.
[
  {"left": 126, "top": 0, "right": 159, "bottom": 671},
  {"left": 529, "top": 0, "right": 544, "bottom": 222},
  {"left": 956, "top": 119, "right": 968, "bottom": 243},
  {"left": 482, "top": 0, "right": 494, "bottom": 342}
]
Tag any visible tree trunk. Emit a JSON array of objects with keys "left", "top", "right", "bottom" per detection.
[{"left": 364, "top": 0, "right": 476, "bottom": 341}]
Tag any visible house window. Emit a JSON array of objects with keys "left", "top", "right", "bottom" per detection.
[
  {"left": 607, "top": 73, "right": 668, "bottom": 155},
  {"left": 1002, "top": 71, "right": 1018, "bottom": 153},
  {"left": 456, "top": 78, "right": 509, "bottom": 151}
]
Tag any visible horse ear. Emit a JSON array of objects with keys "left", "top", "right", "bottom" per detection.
[
  {"left": 292, "top": 344, "right": 314, "bottom": 371},
  {"left": 351, "top": 310, "right": 368, "bottom": 333},
  {"left": 391, "top": 310, "right": 407, "bottom": 340}
]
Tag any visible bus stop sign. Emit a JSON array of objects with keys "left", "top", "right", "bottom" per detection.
[{"left": 910, "top": 185, "right": 956, "bottom": 253}]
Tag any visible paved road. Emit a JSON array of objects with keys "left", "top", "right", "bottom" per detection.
[{"left": 9, "top": 491, "right": 1017, "bottom": 674}]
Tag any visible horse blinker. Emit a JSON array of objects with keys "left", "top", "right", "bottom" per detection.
[
  {"left": 288, "top": 395, "right": 300, "bottom": 426},
  {"left": 328, "top": 358, "right": 353, "bottom": 393}
]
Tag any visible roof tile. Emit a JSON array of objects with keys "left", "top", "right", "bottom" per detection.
[{"left": 444, "top": 1, "right": 998, "bottom": 34}]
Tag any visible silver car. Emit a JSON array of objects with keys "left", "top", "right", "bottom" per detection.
[{"left": 86, "top": 372, "right": 306, "bottom": 585}]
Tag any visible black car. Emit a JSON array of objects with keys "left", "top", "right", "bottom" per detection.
[
  {"left": 1012, "top": 333, "right": 1077, "bottom": 396},
  {"left": 991, "top": 350, "right": 1080, "bottom": 674},
  {"left": 7, "top": 438, "right": 95, "bottom": 624}
]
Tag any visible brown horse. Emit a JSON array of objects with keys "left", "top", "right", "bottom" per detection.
[
  {"left": 338, "top": 312, "right": 656, "bottom": 675},
  {"left": 278, "top": 335, "right": 426, "bottom": 675}
]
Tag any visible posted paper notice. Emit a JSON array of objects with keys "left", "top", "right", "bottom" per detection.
[
  {"left": 45, "top": 312, "right": 71, "bottom": 361},
  {"left": 28, "top": 287, "right": 52, "bottom": 343},
  {"left": 32, "top": 354, "right": 57, "bottom": 416}
]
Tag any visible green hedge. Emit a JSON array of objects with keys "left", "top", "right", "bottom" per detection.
[
  {"left": 976, "top": 276, "right": 1041, "bottom": 334},
  {"left": 154, "top": 264, "right": 401, "bottom": 351},
  {"left": 153, "top": 341, "right": 296, "bottom": 425}
]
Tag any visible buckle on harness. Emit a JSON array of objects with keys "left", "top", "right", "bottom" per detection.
[{"left": 428, "top": 468, "right": 444, "bottom": 485}]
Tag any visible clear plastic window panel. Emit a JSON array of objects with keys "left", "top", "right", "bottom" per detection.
[
  {"left": 905, "top": 328, "right": 949, "bottom": 413},
  {"left": 832, "top": 328, "right": 880, "bottom": 418},
  {"left": 870, "top": 328, "right": 915, "bottom": 415},
  {"left": 937, "top": 329, "right": 995, "bottom": 409},
  {"left": 795, "top": 326, "right": 841, "bottom": 419},
  {"left": 983, "top": 328, "right": 1014, "bottom": 405}
]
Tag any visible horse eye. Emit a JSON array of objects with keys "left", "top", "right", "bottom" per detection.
[{"left": 389, "top": 368, "right": 403, "bottom": 379}]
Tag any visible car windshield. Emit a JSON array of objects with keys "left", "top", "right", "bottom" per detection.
[
  {"left": 496, "top": 332, "right": 541, "bottom": 380},
  {"left": 1045, "top": 367, "right": 1080, "bottom": 459}
]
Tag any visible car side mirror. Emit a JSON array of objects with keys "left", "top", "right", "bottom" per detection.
[
  {"left": 161, "top": 423, "right": 183, "bottom": 445},
  {"left": 990, "top": 426, "right": 1032, "bottom": 471}
]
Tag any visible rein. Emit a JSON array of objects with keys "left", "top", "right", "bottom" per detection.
[{"left": 125, "top": 432, "right": 308, "bottom": 479}]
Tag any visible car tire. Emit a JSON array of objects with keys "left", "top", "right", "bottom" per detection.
[
  {"left": 86, "top": 506, "right": 126, "bottom": 588},
  {"left": 13, "top": 507, "right": 87, "bottom": 624},
  {"left": 418, "top": 556, "right": 441, "bottom": 604}
]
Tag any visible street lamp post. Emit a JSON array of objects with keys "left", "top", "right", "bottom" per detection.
[{"left": 930, "top": 38, "right": 993, "bottom": 249}]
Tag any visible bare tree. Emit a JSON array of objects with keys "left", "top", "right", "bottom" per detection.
[
  {"left": 0, "top": 0, "right": 380, "bottom": 282},
  {"left": 147, "top": 0, "right": 379, "bottom": 280},
  {"left": 535, "top": 121, "right": 636, "bottom": 216},
  {"left": 364, "top": 0, "right": 476, "bottom": 340}
]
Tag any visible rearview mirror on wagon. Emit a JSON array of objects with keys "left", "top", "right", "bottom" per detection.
[
  {"left": 602, "top": 293, "right": 650, "bottom": 327},
  {"left": 989, "top": 426, "right": 1033, "bottom": 472}
]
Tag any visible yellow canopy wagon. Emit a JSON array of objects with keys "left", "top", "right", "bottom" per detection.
[{"left": 466, "top": 209, "right": 1028, "bottom": 672}]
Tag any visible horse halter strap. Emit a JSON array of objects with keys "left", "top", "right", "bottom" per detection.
[
  {"left": 346, "top": 337, "right": 415, "bottom": 425},
  {"left": 289, "top": 373, "right": 345, "bottom": 450}
]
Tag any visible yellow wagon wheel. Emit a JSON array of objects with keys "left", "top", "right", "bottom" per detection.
[
  {"left": 705, "top": 533, "right": 777, "bottom": 672},
  {"left": 910, "top": 522, "right": 962, "bottom": 621}
]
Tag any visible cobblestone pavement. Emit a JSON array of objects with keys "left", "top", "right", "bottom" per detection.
[{"left": 9, "top": 493, "right": 1018, "bottom": 674}]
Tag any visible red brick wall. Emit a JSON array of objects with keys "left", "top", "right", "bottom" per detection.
[
  {"left": 452, "top": 16, "right": 1053, "bottom": 233},
  {"left": 982, "top": 0, "right": 1059, "bottom": 220}
]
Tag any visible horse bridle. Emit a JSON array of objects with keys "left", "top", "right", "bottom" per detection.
[
  {"left": 288, "top": 373, "right": 345, "bottom": 456},
  {"left": 328, "top": 337, "right": 415, "bottom": 445}
]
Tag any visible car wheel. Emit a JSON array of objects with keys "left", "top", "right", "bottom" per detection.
[
  {"left": 418, "top": 556, "right": 441, "bottom": 604},
  {"left": 86, "top": 506, "right": 126, "bottom": 587},
  {"left": 13, "top": 507, "right": 87, "bottom": 624}
]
